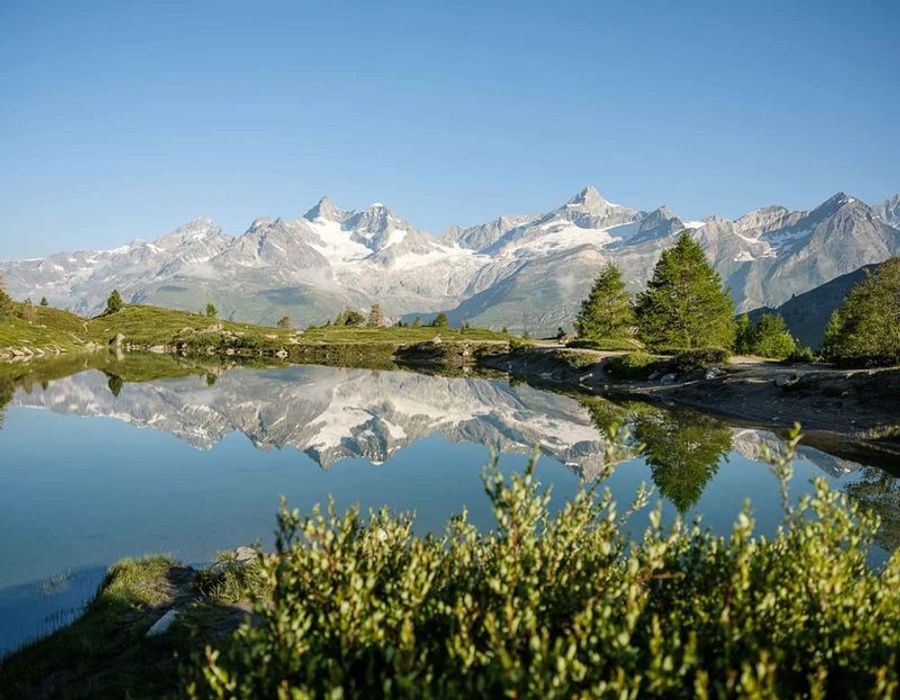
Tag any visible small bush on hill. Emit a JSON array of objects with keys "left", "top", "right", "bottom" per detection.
[{"left": 782, "top": 345, "right": 816, "bottom": 365}]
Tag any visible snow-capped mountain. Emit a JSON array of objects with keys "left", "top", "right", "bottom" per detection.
[{"left": 2, "top": 186, "right": 898, "bottom": 333}]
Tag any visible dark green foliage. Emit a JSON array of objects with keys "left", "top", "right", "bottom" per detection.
[
  {"left": 276, "top": 315, "right": 292, "bottom": 329},
  {"left": 822, "top": 257, "right": 900, "bottom": 367},
  {"left": 668, "top": 347, "right": 729, "bottom": 374},
  {"left": 334, "top": 308, "right": 366, "bottom": 327},
  {"left": 205, "top": 303, "right": 217, "bottom": 318},
  {"left": 566, "top": 336, "right": 643, "bottom": 351},
  {"left": 748, "top": 313, "right": 798, "bottom": 359},
  {"left": 0, "top": 273, "right": 12, "bottom": 320},
  {"left": 191, "top": 432, "right": 900, "bottom": 698},
  {"left": 105, "top": 289, "right": 124, "bottom": 315},
  {"left": 575, "top": 264, "right": 635, "bottom": 340},
  {"left": 604, "top": 351, "right": 658, "bottom": 379},
  {"left": 432, "top": 312, "right": 449, "bottom": 328},
  {"left": 40, "top": 296, "right": 49, "bottom": 307},
  {"left": 106, "top": 373, "right": 124, "bottom": 397},
  {"left": 633, "top": 409, "right": 732, "bottom": 512},
  {"left": 635, "top": 232, "right": 736, "bottom": 350},
  {"left": 734, "top": 313, "right": 753, "bottom": 354},
  {"left": 782, "top": 345, "right": 816, "bottom": 364}
]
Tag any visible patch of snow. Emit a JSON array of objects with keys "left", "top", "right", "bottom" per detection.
[{"left": 683, "top": 220, "right": 706, "bottom": 230}]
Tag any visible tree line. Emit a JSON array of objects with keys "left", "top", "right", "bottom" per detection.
[{"left": 574, "top": 232, "right": 898, "bottom": 365}]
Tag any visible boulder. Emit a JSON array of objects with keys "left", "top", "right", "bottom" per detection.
[
  {"left": 705, "top": 365, "right": 725, "bottom": 380},
  {"left": 660, "top": 373, "right": 677, "bottom": 384},
  {"left": 774, "top": 373, "right": 799, "bottom": 388}
]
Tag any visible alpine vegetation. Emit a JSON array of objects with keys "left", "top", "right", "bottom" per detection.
[
  {"left": 823, "top": 257, "right": 900, "bottom": 367},
  {"left": 635, "top": 232, "right": 736, "bottom": 351},
  {"left": 190, "top": 427, "right": 900, "bottom": 699}
]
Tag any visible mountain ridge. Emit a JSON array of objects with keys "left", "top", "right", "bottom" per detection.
[{"left": 3, "top": 187, "right": 898, "bottom": 333}]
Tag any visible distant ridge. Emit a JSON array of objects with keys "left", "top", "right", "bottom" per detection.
[
  {"left": 747, "top": 263, "right": 881, "bottom": 349},
  {"left": 2, "top": 188, "right": 899, "bottom": 334}
]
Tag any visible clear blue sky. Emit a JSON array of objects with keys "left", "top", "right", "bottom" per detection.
[{"left": 1, "top": 0, "right": 898, "bottom": 258}]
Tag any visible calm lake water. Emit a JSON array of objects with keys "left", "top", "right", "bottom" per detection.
[{"left": 0, "top": 359, "right": 897, "bottom": 655}]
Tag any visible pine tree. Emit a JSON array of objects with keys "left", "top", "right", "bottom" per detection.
[
  {"left": 277, "top": 315, "right": 292, "bottom": 329},
  {"left": 105, "top": 290, "right": 124, "bottom": 315},
  {"left": 822, "top": 257, "right": 900, "bottom": 365},
  {"left": 635, "top": 232, "right": 736, "bottom": 351},
  {"left": 734, "top": 314, "right": 753, "bottom": 354},
  {"left": 206, "top": 303, "right": 218, "bottom": 318},
  {"left": 367, "top": 303, "right": 385, "bottom": 328},
  {"left": 751, "top": 313, "right": 797, "bottom": 359},
  {"left": 432, "top": 312, "right": 449, "bottom": 328},
  {"left": 575, "top": 264, "right": 634, "bottom": 339},
  {"left": 40, "top": 297, "right": 49, "bottom": 307}
]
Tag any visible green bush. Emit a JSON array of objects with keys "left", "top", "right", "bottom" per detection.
[
  {"left": 566, "top": 336, "right": 643, "bottom": 351},
  {"left": 669, "top": 347, "right": 729, "bottom": 374},
  {"left": 189, "top": 428, "right": 900, "bottom": 698},
  {"left": 782, "top": 345, "right": 816, "bottom": 365},
  {"left": 604, "top": 350, "right": 658, "bottom": 379}
]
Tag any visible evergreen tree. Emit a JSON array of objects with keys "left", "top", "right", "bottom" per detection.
[
  {"left": 105, "top": 290, "right": 124, "bottom": 315},
  {"left": 822, "top": 257, "right": 900, "bottom": 365},
  {"left": 751, "top": 313, "right": 797, "bottom": 359},
  {"left": 337, "top": 308, "right": 365, "bottom": 327},
  {"left": 635, "top": 232, "right": 736, "bottom": 351},
  {"left": 367, "top": 303, "right": 385, "bottom": 328},
  {"left": 206, "top": 303, "right": 217, "bottom": 318},
  {"left": 575, "top": 264, "right": 634, "bottom": 339},
  {"left": 277, "top": 315, "right": 292, "bottom": 329},
  {"left": 734, "top": 314, "right": 753, "bottom": 354},
  {"left": 432, "top": 312, "right": 449, "bottom": 328},
  {"left": 40, "top": 296, "right": 49, "bottom": 307}
]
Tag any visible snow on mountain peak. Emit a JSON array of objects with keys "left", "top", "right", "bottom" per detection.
[{"left": 566, "top": 185, "right": 618, "bottom": 211}]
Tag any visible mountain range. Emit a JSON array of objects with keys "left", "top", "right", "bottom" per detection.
[{"left": 3, "top": 187, "right": 899, "bottom": 334}]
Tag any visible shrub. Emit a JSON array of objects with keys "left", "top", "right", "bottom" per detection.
[
  {"left": 750, "top": 313, "right": 798, "bottom": 359},
  {"left": 668, "top": 347, "right": 729, "bottom": 374},
  {"left": 782, "top": 345, "right": 816, "bottom": 365},
  {"left": 566, "top": 336, "right": 643, "bottom": 351},
  {"left": 190, "top": 428, "right": 900, "bottom": 698},
  {"left": 603, "top": 350, "right": 658, "bottom": 379}
]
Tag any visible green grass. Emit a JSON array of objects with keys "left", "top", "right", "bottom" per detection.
[
  {"left": 1, "top": 303, "right": 513, "bottom": 358},
  {"left": 0, "top": 303, "right": 92, "bottom": 352},
  {"left": 0, "top": 552, "right": 265, "bottom": 699}
]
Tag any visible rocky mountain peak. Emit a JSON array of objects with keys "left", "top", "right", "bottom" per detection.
[
  {"left": 566, "top": 185, "right": 616, "bottom": 212},
  {"left": 303, "top": 196, "right": 348, "bottom": 222}
]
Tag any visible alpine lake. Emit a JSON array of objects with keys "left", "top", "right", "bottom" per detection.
[{"left": 1, "top": 353, "right": 897, "bottom": 656}]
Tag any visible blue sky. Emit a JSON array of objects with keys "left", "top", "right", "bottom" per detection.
[{"left": 1, "top": 0, "right": 898, "bottom": 258}]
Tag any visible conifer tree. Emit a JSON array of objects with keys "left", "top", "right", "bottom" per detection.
[
  {"left": 206, "top": 303, "right": 217, "bottom": 318},
  {"left": 575, "top": 264, "right": 634, "bottom": 339},
  {"left": 734, "top": 313, "right": 753, "bottom": 354},
  {"left": 105, "top": 289, "right": 124, "bottom": 315},
  {"left": 40, "top": 296, "right": 49, "bottom": 307},
  {"left": 823, "top": 257, "right": 900, "bottom": 365},
  {"left": 635, "top": 232, "right": 736, "bottom": 350},
  {"left": 277, "top": 315, "right": 292, "bottom": 329},
  {"left": 432, "top": 312, "right": 449, "bottom": 328},
  {"left": 751, "top": 313, "right": 797, "bottom": 359}
]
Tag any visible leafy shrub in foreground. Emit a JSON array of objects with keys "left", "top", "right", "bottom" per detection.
[{"left": 190, "top": 428, "right": 900, "bottom": 699}]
